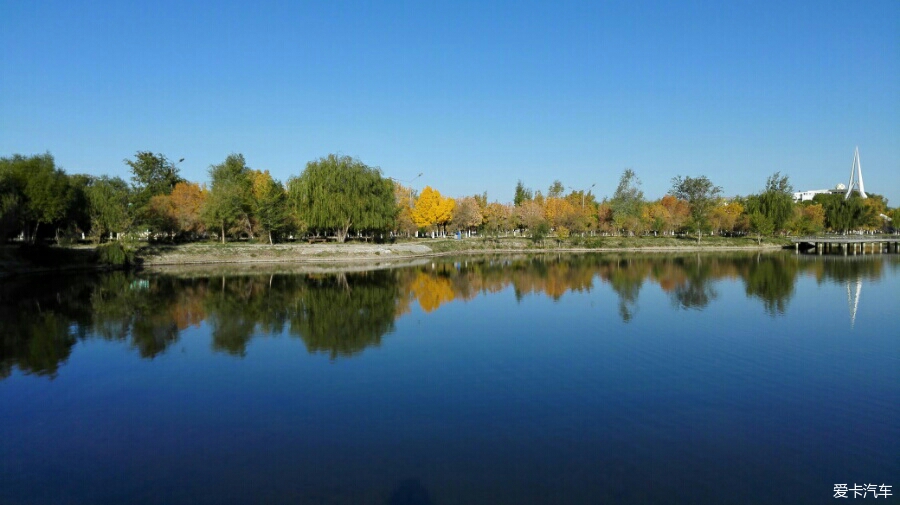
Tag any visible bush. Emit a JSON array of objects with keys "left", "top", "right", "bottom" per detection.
[{"left": 96, "top": 241, "right": 135, "bottom": 266}]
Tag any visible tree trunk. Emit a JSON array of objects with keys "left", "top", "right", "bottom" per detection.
[
  {"left": 335, "top": 218, "right": 352, "bottom": 243},
  {"left": 221, "top": 221, "right": 225, "bottom": 244},
  {"left": 268, "top": 230, "right": 273, "bottom": 245}
]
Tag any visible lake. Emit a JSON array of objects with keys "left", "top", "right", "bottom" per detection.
[{"left": 1, "top": 252, "right": 897, "bottom": 505}]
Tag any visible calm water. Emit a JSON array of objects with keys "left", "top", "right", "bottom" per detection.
[{"left": 1, "top": 253, "right": 898, "bottom": 505}]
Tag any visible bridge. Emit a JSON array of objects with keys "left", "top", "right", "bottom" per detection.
[{"left": 791, "top": 235, "right": 900, "bottom": 255}]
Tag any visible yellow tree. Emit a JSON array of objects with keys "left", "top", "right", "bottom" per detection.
[
  {"left": 709, "top": 200, "right": 743, "bottom": 235},
  {"left": 250, "top": 170, "right": 273, "bottom": 202},
  {"left": 544, "top": 197, "right": 577, "bottom": 231},
  {"left": 412, "top": 186, "right": 454, "bottom": 235},
  {"left": 861, "top": 196, "right": 888, "bottom": 230},
  {"left": 642, "top": 202, "right": 671, "bottom": 236},
  {"left": 247, "top": 169, "right": 275, "bottom": 238},
  {"left": 792, "top": 203, "right": 826, "bottom": 235}
]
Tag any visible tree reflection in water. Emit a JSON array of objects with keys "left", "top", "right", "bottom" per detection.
[
  {"left": 290, "top": 271, "right": 400, "bottom": 359},
  {"left": 2, "top": 253, "right": 895, "bottom": 378}
]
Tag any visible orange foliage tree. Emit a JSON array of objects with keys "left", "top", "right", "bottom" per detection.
[
  {"left": 659, "top": 195, "right": 690, "bottom": 234},
  {"left": 169, "top": 181, "right": 208, "bottom": 235},
  {"left": 147, "top": 181, "right": 208, "bottom": 238}
]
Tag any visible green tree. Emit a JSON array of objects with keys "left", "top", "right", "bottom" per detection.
[
  {"left": 86, "top": 176, "right": 132, "bottom": 242},
  {"left": 888, "top": 207, "right": 900, "bottom": 229},
  {"left": 513, "top": 180, "right": 533, "bottom": 206},
  {"left": 611, "top": 168, "right": 645, "bottom": 235},
  {"left": 746, "top": 172, "right": 794, "bottom": 234},
  {"left": 252, "top": 172, "right": 291, "bottom": 244},
  {"left": 812, "top": 193, "right": 874, "bottom": 233},
  {"left": 530, "top": 221, "right": 550, "bottom": 246},
  {"left": 202, "top": 154, "right": 253, "bottom": 243},
  {"left": 288, "top": 154, "right": 396, "bottom": 242},
  {"left": 548, "top": 180, "right": 565, "bottom": 199},
  {"left": 62, "top": 174, "right": 93, "bottom": 240},
  {"left": 0, "top": 171, "right": 22, "bottom": 241},
  {"left": 670, "top": 175, "right": 723, "bottom": 243},
  {"left": 124, "top": 152, "right": 182, "bottom": 226},
  {"left": 748, "top": 210, "right": 775, "bottom": 245},
  {"left": 0, "top": 153, "right": 71, "bottom": 242}
]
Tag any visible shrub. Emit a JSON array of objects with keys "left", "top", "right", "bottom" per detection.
[{"left": 96, "top": 242, "right": 135, "bottom": 266}]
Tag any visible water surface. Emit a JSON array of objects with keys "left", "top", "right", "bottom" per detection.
[{"left": 1, "top": 253, "right": 897, "bottom": 504}]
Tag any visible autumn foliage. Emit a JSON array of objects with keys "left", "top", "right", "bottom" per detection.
[{"left": 412, "top": 186, "right": 455, "bottom": 233}]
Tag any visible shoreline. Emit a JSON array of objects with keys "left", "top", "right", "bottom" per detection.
[
  {"left": 136, "top": 240, "right": 787, "bottom": 267},
  {"left": 2, "top": 240, "right": 789, "bottom": 277}
]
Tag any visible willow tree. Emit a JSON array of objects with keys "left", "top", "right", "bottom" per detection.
[
  {"left": 745, "top": 172, "right": 795, "bottom": 234},
  {"left": 86, "top": 176, "right": 132, "bottom": 242},
  {"left": 288, "top": 154, "right": 395, "bottom": 242}
]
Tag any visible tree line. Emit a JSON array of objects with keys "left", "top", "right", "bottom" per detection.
[{"left": 2, "top": 151, "right": 898, "bottom": 245}]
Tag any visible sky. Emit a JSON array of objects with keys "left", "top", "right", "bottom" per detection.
[{"left": 1, "top": 0, "right": 898, "bottom": 205}]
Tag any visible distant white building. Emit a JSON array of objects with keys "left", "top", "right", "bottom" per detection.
[{"left": 793, "top": 184, "right": 845, "bottom": 202}]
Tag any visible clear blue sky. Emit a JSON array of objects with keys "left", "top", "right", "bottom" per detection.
[{"left": 2, "top": 0, "right": 898, "bottom": 204}]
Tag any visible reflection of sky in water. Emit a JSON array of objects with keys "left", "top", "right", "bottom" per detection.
[{"left": 1, "top": 254, "right": 897, "bottom": 505}]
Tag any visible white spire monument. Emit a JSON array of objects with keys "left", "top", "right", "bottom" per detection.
[{"left": 845, "top": 146, "right": 867, "bottom": 199}]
